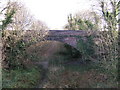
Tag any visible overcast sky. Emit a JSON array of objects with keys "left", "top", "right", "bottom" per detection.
[
  {"left": 0, "top": 0, "right": 98, "bottom": 30},
  {"left": 21, "top": 0, "right": 98, "bottom": 30}
]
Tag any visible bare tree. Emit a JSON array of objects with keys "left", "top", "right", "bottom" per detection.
[
  {"left": 93, "top": 0, "right": 120, "bottom": 31},
  {"left": 26, "top": 19, "right": 49, "bottom": 42},
  {"left": 6, "top": 1, "right": 49, "bottom": 31},
  {"left": 30, "top": 20, "right": 48, "bottom": 30},
  {"left": 6, "top": 1, "right": 33, "bottom": 30}
]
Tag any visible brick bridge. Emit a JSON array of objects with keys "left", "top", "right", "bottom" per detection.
[
  {"left": 24, "top": 30, "right": 96, "bottom": 50},
  {"left": 44, "top": 30, "right": 93, "bottom": 49}
]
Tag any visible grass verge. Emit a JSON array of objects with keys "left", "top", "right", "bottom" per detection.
[{"left": 2, "top": 66, "right": 42, "bottom": 88}]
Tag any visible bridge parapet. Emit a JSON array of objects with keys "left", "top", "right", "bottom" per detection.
[{"left": 47, "top": 30, "right": 89, "bottom": 36}]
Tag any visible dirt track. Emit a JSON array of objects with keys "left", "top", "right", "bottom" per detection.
[{"left": 34, "top": 41, "right": 65, "bottom": 88}]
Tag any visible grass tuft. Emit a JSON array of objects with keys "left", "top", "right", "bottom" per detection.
[{"left": 2, "top": 66, "right": 42, "bottom": 88}]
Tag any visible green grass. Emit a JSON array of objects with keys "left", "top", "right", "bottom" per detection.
[
  {"left": 0, "top": 65, "right": 2, "bottom": 89},
  {"left": 64, "top": 63, "right": 97, "bottom": 72},
  {"left": 2, "top": 66, "right": 42, "bottom": 88}
]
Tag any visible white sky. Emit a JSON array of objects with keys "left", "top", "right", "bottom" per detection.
[
  {"left": 1, "top": 0, "right": 96, "bottom": 30},
  {"left": 21, "top": 0, "right": 97, "bottom": 30}
]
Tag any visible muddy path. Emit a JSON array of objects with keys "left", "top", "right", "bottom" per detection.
[
  {"left": 35, "top": 41, "right": 61, "bottom": 68},
  {"left": 36, "top": 41, "right": 62, "bottom": 88},
  {"left": 27, "top": 41, "right": 83, "bottom": 88}
]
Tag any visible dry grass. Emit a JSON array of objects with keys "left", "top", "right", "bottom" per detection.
[
  {"left": 26, "top": 41, "right": 67, "bottom": 62},
  {"left": 43, "top": 69, "right": 111, "bottom": 88}
]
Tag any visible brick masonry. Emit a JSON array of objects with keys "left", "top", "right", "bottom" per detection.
[{"left": 44, "top": 30, "right": 95, "bottom": 49}]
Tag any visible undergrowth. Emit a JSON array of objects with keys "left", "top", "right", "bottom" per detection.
[
  {"left": 76, "top": 31, "right": 118, "bottom": 87},
  {"left": 2, "top": 30, "right": 44, "bottom": 88},
  {"left": 2, "top": 66, "right": 42, "bottom": 88}
]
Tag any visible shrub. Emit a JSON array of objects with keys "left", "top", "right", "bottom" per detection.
[
  {"left": 94, "top": 31, "right": 118, "bottom": 80},
  {"left": 77, "top": 30, "right": 118, "bottom": 82},
  {"left": 77, "top": 35, "right": 95, "bottom": 62},
  {"left": 2, "top": 30, "right": 26, "bottom": 69},
  {"left": 2, "top": 30, "right": 48, "bottom": 70}
]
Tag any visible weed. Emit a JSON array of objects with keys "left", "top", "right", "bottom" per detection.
[
  {"left": 77, "top": 35, "right": 95, "bottom": 62},
  {"left": 2, "top": 66, "right": 42, "bottom": 88}
]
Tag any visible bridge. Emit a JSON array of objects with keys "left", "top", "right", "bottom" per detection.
[
  {"left": 44, "top": 30, "right": 94, "bottom": 48},
  {"left": 24, "top": 30, "right": 95, "bottom": 50}
]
